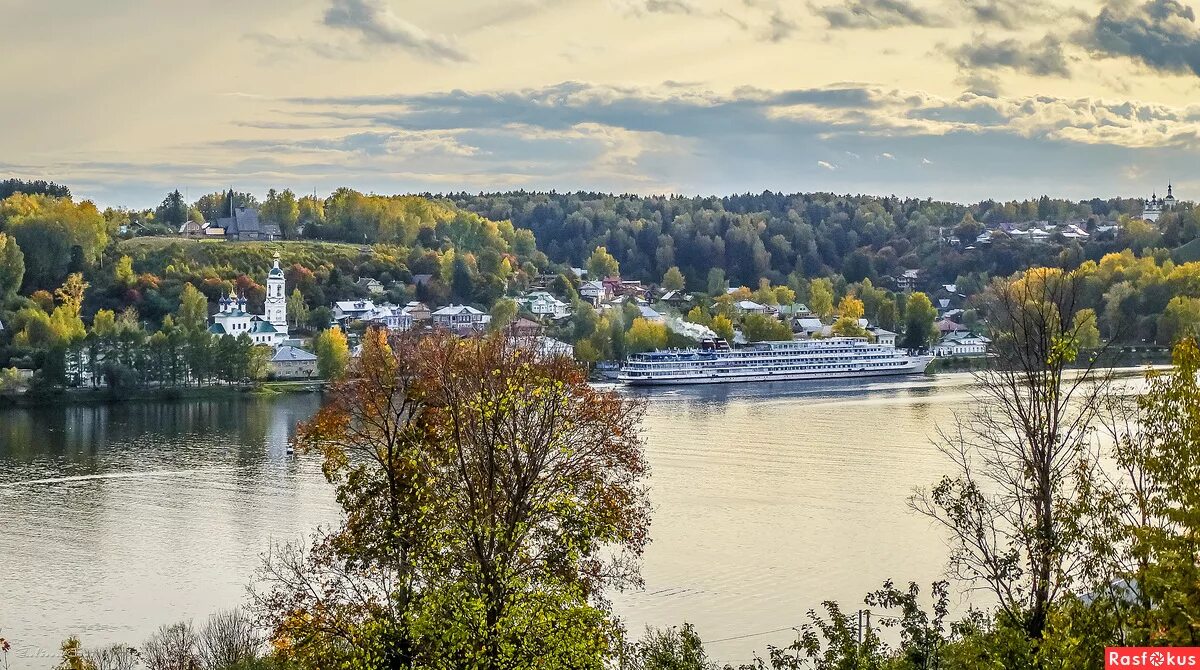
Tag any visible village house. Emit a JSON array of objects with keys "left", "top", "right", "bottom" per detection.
[
  {"left": 518, "top": 291, "right": 571, "bottom": 319},
  {"left": 580, "top": 280, "right": 612, "bottom": 305},
  {"left": 431, "top": 304, "right": 490, "bottom": 331},
  {"left": 932, "top": 332, "right": 991, "bottom": 357},
  {"left": 356, "top": 277, "right": 385, "bottom": 295},
  {"left": 271, "top": 346, "right": 318, "bottom": 379},
  {"left": 333, "top": 299, "right": 376, "bottom": 325},
  {"left": 214, "top": 207, "right": 280, "bottom": 241},
  {"left": 403, "top": 301, "right": 432, "bottom": 322}
]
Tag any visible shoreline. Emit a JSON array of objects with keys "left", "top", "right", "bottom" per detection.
[{"left": 0, "top": 381, "right": 326, "bottom": 409}]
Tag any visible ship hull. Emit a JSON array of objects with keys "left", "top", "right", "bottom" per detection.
[{"left": 619, "top": 357, "right": 932, "bottom": 386}]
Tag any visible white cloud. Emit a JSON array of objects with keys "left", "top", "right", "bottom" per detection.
[{"left": 817, "top": 160, "right": 838, "bottom": 170}]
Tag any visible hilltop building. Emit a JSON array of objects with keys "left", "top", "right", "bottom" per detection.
[{"left": 1143, "top": 183, "right": 1177, "bottom": 222}]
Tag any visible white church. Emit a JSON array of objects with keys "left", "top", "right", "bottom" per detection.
[
  {"left": 1142, "top": 183, "right": 1177, "bottom": 222},
  {"left": 209, "top": 252, "right": 289, "bottom": 347}
]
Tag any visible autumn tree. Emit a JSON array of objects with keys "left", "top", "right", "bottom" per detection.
[
  {"left": 587, "top": 246, "right": 621, "bottom": 280},
  {"left": 809, "top": 278, "right": 834, "bottom": 321},
  {"left": 831, "top": 296, "right": 868, "bottom": 337},
  {"left": 0, "top": 232, "right": 23, "bottom": 301},
  {"left": 627, "top": 317, "right": 668, "bottom": 352},
  {"left": 313, "top": 327, "right": 350, "bottom": 380},
  {"left": 257, "top": 330, "right": 649, "bottom": 669},
  {"left": 742, "top": 313, "right": 792, "bottom": 342},
  {"left": 286, "top": 289, "right": 310, "bottom": 329},
  {"left": 487, "top": 297, "right": 518, "bottom": 332},
  {"left": 662, "top": 266, "right": 685, "bottom": 292}
]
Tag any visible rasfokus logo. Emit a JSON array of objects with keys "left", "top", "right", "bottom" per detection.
[{"left": 1106, "top": 648, "right": 1200, "bottom": 668}]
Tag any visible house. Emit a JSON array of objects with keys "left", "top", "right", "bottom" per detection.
[
  {"left": 896, "top": 269, "right": 921, "bottom": 292},
  {"left": 659, "top": 290, "right": 693, "bottom": 309},
  {"left": 216, "top": 207, "right": 279, "bottom": 241},
  {"left": 178, "top": 220, "right": 206, "bottom": 238},
  {"left": 333, "top": 300, "right": 376, "bottom": 324},
  {"left": 404, "top": 301, "right": 432, "bottom": 322},
  {"left": 271, "top": 346, "right": 318, "bottom": 379},
  {"left": 432, "top": 304, "right": 490, "bottom": 331},
  {"left": 533, "top": 336, "right": 574, "bottom": 358},
  {"left": 412, "top": 274, "right": 434, "bottom": 287},
  {"left": 778, "top": 303, "right": 812, "bottom": 319},
  {"left": 508, "top": 317, "right": 543, "bottom": 337},
  {"left": 580, "top": 280, "right": 612, "bottom": 305},
  {"left": 518, "top": 291, "right": 571, "bottom": 319},
  {"left": 932, "top": 332, "right": 991, "bottom": 357},
  {"left": 366, "top": 303, "right": 414, "bottom": 331},
  {"left": 936, "top": 318, "right": 968, "bottom": 335},
  {"left": 637, "top": 305, "right": 665, "bottom": 323},
  {"left": 356, "top": 277, "right": 385, "bottom": 295},
  {"left": 868, "top": 326, "right": 897, "bottom": 348},
  {"left": 736, "top": 300, "right": 768, "bottom": 315},
  {"left": 796, "top": 317, "right": 825, "bottom": 338}
]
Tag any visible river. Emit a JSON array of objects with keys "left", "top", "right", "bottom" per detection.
[{"left": 0, "top": 373, "right": 1010, "bottom": 667}]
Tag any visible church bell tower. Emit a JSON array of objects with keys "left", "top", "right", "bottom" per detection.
[{"left": 265, "top": 252, "right": 288, "bottom": 334}]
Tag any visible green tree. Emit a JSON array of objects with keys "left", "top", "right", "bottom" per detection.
[
  {"left": 1072, "top": 308, "right": 1101, "bottom": 349},
  {"left": 901, "top": 292, "right": 937, "bottom": 351},
  {"left": 1158, "top": 296, "right": 1200, "bottom": 345},
  {"left": 587, "top": 246, "right": 621, "bottom": 279},
  {"left": 706, "top": 268, "right": 726, "bottom": 296},
  {"left": 262, "top": 188, "right": 300, "bottom": 238},
  {"left": 155, "top": 189, "right": 188, "bottom": 228},
  {"left": 662, "top": 266, "right": 685, "bottom": 291},
  {"left": 487, "top": 298, "right": 518, "bottom": 332},
  {"left": 313, "top": 327, "right": 350, "bottom": 379},
  {"left": 287, "top": 289, "right": 310, "bottom": 329},
  {"left": 113, "top": 255, "right": 135, "bottom": 288},
  {"left": 0, "top": 232, "right": 24, "bottom": 301},
  {"left": 177, "top": 283, "right": 209, "bottom": 332},
  {"left": 810, "top": 278, "right": 835, "bottom": 321},
  {"left": 711, "top": 315, "right": 735, "bottom": 342},
  {"left": 742, "top": 313, "right": 792, "bottom": 342},
  {"left": 627, "top": 317, "right": 669, "bottom": 352},
  {"left": 1, "top": 194, "right": 108, "bottom": 290}
]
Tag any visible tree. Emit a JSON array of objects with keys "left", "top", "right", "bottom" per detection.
[
  {"left": 287, "top": 289, "right": 310, "bottom": 329},
  {"left": 257, "top": 331, "right": 648, "bottom": 668},
  {"left": 113, "top": 255, "right": 135, "bottom": 288},
  {"left": 155, "top": 190, "right": 188, "bottom": 228},
  {"left": 1, "top": 194, "right": 108, "bottom": 290},
  {"left": 711, "top": 315, "right": 735, "bottom": 342},
  {"left": 662, "top": 266, "right": 685, "bottom": 291},
  {"left": 176, "top": 283, "right": 209, "bottom": 332},
  {"left": 1072, "top": 308, "right": 1101, "bottom": 349},
  {"left": 627, "top": 317, "right": 669, "bottom": 352},
  {"left": 810, "top": 278, "right": 834, "bottom": 321},
  {"left": 487, "top": 298, "right": 518, "bottom": 332},
  {"left": 587, "top": 246, "right": 621, "bottom": 279},
  {"left": 0, "top": 232, "right": 23, "bottom": 301},
  {"left": 741, "top": 313, "right": 791, "bottom": 342},
  {"left": 911, "top": 270, "right": 1110, "bottom": 641},
  {"left": 901, "top": 292, "right": 937, "bottom": 351},
  {"left": 261, "top": 188, "right": 301, "bottom": 238},
  {"left": 313, "top": 327, "right": 350, "bottom": 380},
  {"left": 1157, "top": 296, "right": 1200, "bottom": 345},
  {"left": 706, "top": 268, "right": 726, "bottom": 296}
]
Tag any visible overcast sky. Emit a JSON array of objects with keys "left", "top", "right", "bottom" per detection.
[{"left": 3, "top": 0, "right": 1200, "bottom": 208}]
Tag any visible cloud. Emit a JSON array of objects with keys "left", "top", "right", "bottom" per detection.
[
  {"left": 817, "top": 160, "right": 838, "bottom": 170},
  {"left": 612, "top": 0, "right": 701, "bottom": 14},
  {"left": 957, "top": 71, "right": 1003, "bottom": 97},
  {"left": 1081, "top": 0, "right": 1200, "bottom": 76},
  {"left": 959, "top": 0, "right": 1049, "bottom": 29},
  {"left": 947, "top": 35, "right": 1072, "bottom": 77},
  {"left": 813, "top": 0, "right": 943, "bottom": 29},
  {"left": 322, "top": 0, "right": 469, "bottom": 62},
  {"left": 878, "top": 152, "right": 896, "bottom": 159},
  {"left": 922, "top": 158, "right": 933, "bottom": 164}
]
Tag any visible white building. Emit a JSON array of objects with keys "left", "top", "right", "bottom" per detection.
[
  {"left": 580, "top": 280, "right": 611, "bottom": 305},
  {"left": 333, "top": 300, "right": 376, "bottom": 324},
  {"left": 736, "top": 300, "right": 768, "bottom": 315},
  {"left": 209, "top": 253, "right": 288, "bottom": 347},
  {"left": 932, "top": 332, "right": 991, "bottom": 357},
  {"left": 431, "top": 304, "right": 491, "bottom": 331},
  {"left": 868, "top": 326, "right": 897, "bottom": 348},
  {"left": 1143, "top": 183, "right": 1177, "bottom": 222},
  {"left": 519, "top": 291, "right": 571, "bottom": 319}
]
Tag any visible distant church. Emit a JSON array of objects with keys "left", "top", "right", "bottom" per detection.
[
  {"left": 209, "top": 252, "right": 289, "bottom": 347},
  {"left": 1143, "top": 183, "right": 1177, "bottom": 222}
]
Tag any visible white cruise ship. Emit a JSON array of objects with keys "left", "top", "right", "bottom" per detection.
[{"left": 618, "top": 337, "right": 933, "bottom": 386}]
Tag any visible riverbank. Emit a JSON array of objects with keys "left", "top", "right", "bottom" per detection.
[{"left": 0, "top": 380, "right": 326, "bottom": 408}]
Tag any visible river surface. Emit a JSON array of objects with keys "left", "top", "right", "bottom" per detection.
[{"left": 0, "top": 373, "right": 1052, "bottom": 667}]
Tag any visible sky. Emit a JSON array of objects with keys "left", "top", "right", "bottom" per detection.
[{"left": 3, "top": 0, "right": 1200, "bottom": 208}]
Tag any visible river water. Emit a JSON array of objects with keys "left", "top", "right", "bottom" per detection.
[{"left": 0, "top": 373, "right": 1007, "bottom": 667}]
